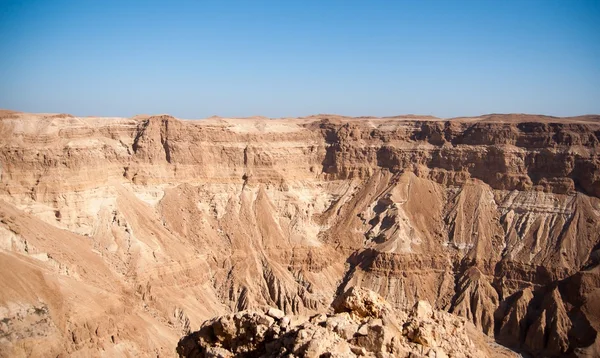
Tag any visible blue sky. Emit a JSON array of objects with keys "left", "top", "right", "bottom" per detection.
[{"left": 0, "top": 0, "right": 599, "bottom": 118}]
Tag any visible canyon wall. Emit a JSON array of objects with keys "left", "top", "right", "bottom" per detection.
[{"left": 0, "top": 109, "right": 599, "bottom": 357}]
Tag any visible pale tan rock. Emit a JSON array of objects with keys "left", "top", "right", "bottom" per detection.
[
  {"left": 332, "top": 286, "right": 392, "bottom": 319},
  {"left": 204, "top": 347, "right": 233, "bottom": 358},
  {"left": 267, "top": 307, "right": 286, "bottom": 320},
  {"left": 178, "top": 288, "right": 516, "bottom": 357},
  {"left": 411, "top": 301, "right": 433, "bottom": 320}
]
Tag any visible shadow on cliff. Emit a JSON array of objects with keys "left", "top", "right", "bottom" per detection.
[
  {"left": 334, "top": 248, "right": 378, "bottom": 297},
  {"left": 493, "top": 264, "right": 599, "bottom": 357}
]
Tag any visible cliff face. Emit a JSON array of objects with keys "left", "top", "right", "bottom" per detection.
[{"left": 0, "top": 110, "right": 599, "bottom": 357}]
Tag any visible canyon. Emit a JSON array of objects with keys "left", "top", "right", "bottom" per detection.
[{"left": 0, "top": 109, "right": 599, "bottom": 357}]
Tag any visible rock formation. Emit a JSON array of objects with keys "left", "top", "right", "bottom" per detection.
[
  {"left": 177, "top": 287, "right": 517, "bottom": 358},
  {"left": 0, "top": 109, "right": 599, "bottom": 357}
]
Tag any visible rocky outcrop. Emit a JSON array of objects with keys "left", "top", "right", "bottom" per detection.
[{"left": 177, "top": 287, "right": 516, "bottom": 358}]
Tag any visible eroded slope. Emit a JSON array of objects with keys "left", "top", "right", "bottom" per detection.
[{"left": 0, "top": 110, "right": 599, "bottom": 357}]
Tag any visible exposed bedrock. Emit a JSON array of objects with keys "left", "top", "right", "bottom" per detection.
[
  {"left": 0, "top": 111, "right": 599, "bottom": 356},
  {"left": 177, "top": 287, "right": 517, "bottom": 358}
]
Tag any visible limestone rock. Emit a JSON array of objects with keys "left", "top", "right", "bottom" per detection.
[
  {"left": 178, "top": 289, "right": 517, "bottom": 357},
  {"left": 332, "top": 286, "right": 392, "bottom": 319}
]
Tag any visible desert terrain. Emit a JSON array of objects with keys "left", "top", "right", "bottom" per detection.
[{"left": 0, "top": 109, "right": 599, "bottom": 357}]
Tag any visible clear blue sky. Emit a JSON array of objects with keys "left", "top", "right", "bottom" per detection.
[{"left": 1, "top": 0, "right": 599, "bottom": 118}]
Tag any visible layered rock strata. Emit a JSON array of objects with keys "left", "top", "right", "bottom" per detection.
[{"left": 0, "top": 110, "right": 599, "bottom": 357}]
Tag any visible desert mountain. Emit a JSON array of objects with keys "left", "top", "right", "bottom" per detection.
[{"left": 0, "top": 110, "right": 599, "bottom": 357}]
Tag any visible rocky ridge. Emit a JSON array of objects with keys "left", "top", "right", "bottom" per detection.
[
  {"left": 177, "top": 287, "right": 516, "bottom": 358},
  {"left": 0, "top": 110, "right": 599, "bottom": 357}
]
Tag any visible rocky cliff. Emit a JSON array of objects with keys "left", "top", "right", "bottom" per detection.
[{"left": 0, "top": 109, "right": 599, "bottom": 357}]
